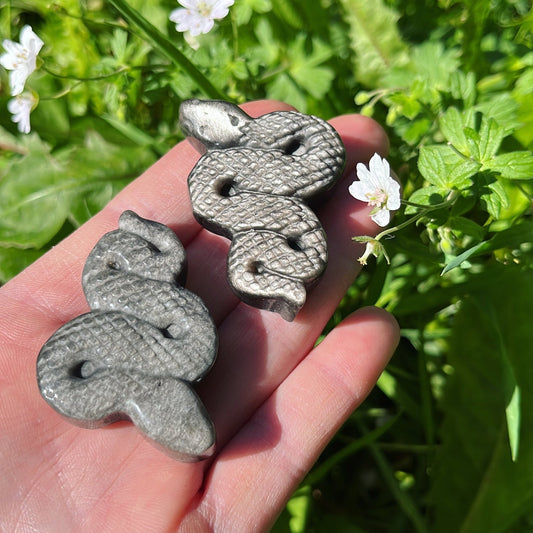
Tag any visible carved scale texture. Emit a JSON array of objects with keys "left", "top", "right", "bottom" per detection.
[
  {"left": 36, "top": 210, "right": 217, "bottom": 461},
  {"left": 182, "top": 101, "right": 345, "bottom": 321}
]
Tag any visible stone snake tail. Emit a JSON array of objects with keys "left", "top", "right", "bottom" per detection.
[
  {"left": 36, "top": 210, "right": 218, "bottom": 461},
  {"left": 180, "top": 99, "right": 346, "bottom": 321}
]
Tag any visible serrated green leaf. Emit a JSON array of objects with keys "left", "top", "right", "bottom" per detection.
[
  {"left": 476, "top": 93, "right": 521, "bottom": 136},
  {"left": 450, "top": 70, "right": 476, "bottom": 107},
  {"left": 418, "top": 146, "right": 448, "bottom": 188},
  {"left": 340, "top": 0, "right": 409, "bottom": 86},
  {"left": 405, "top": 186, "right": 444, "bottom": 214},
  {"left": 431, "top": 268, "right": 533, "bottom": 533},
  {"left": 418, "top": 145, "right": 479, "bottom": 190},
  {"left": 288, "top": 36, "right": 334, "bottom": 100},
  {"left": 478, "top": 117, "right": 505, "bottom": 163},
  {"left": 388, "top": 93, "right": 422, "bottom": 119},
  {"left": 480, "top": 178, "right": 509, "bottom": 219},
  {"left": 464, "top": 126, "right": 481, "bottom": 161},
  {"left": 488, "top": 151, "right": 533, "bottom": 180},
  {"left": 440, "top": 107, "right": 475, "bottom": 156}
]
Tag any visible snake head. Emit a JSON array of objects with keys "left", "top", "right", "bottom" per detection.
[{"left": 179, "top": 99, "right": 250, "bottom": 151}]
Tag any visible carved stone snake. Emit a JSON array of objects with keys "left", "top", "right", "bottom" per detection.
[
  {"left": 180, "top": 99, "right": 345, "bottom": 321},
  {"left": 37, "top": 210, "right": 217, "bottom": 461}
]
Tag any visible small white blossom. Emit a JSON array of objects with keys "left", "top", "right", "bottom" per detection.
[
  {"left": 355, "top": 239, "right": 389, "bottom": 266},
  {"left": 0, "top": 25, "right": 44, "bottom": 95},
  {"left": 8, "top": 93, "right": 37, "bottom": 134},
  {"left": 170, "top": 0, "right": 234, "bottom": 37},
  {"left": 349, "top": 153, "right": 401, "bottom": 227}
]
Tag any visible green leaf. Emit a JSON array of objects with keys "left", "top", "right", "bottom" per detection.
[
  {"left": 418, "top": 146, "right": 448, "bottom": 188},
  {"left": 405, "top": 186, "right": 444, "bottom": 214},
  {"left": 340, "top": 0, "right": 409, "bottom": 86},
  {"left": 0, "top": 152, "right": 70, "bottom": 248},
  {"left": 286, "top": 485, "right": 312, "bottom": 533},
  {"left": 480, "top": 177, "right": 509, "bottom": 219},
  {"left": 476, "top": 93, "right": 521, "bottom": 136},
  {"left": 506, "top": 381, "right": 521, "bottom": 462},
  {"left": 440, "top": 107, "right": 475, "bottom": 156},
  {"left": 418, "top": 145, "right": 479, "bottom": 190},
  {"left": 450, "top": 70, "right": 476, "bottom": 107},
  {"left": 0, "top": 247, "right": 43, "bottom": 283},
  {"left": 478, "top": 117, "right": 505, "bottom": 163},
  {"left": 233, "top": 0, "right": 271, "bottom": 25},
  {"left": 431, "top": 267, "right": 533, "bottom": 533},
  {"left": 271, "top": 0, "right": 304, "bottom": 29},
  {"left": 487, "top": 151, "right": 533, "bottom": 180},
  {"left": 288, "top": 36, "right": 334, "bottom": 100},
  {"left": 267, "top": 73, "right": 307, "bottom": 112},
  {"left": 441, "top": 241, "right": 487, "bottom": 274}
]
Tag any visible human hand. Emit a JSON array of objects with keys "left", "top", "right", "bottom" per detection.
[{"left": 0, "top": 100, "right": 399, "bottom": 532}]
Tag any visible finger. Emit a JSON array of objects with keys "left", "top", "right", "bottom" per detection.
[
  {"left": 198, "top": 113, "right": 391, "bottom": 444},
  {"left": 182, "top": 307, "right": 400, "bottom": 532}
]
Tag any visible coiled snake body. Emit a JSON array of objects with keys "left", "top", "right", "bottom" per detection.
[
  {"left": 37, "top": 211, "right": 217, "bottom": 461},
  {"left": 180, "top": 100, "right": 345, "bottom": 321}
]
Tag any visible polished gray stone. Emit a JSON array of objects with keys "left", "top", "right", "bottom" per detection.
[
  {"left": 37, "top": 210, "right": 217, "bottom": 461},
  {"left": 180, "top": 99, "right": 345, "bottom": 321}
]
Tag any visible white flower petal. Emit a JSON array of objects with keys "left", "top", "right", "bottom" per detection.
[
  {"left": 0, "top": 25, "right": 43, "bottom": 95},
  {"left": 369, "top": 152, "right": 390, "bottom": 182},
  {"left": 371, "top": 208, "right": 391, "bottom": 227},
  {"left": 349, "top": 180, "right": 373, "bottom": 202},
  {"left": 355, "top": 161, "right": 373, "bottom": 183},
  {"left": 9, "top": 68, "right": 29, "bottom": 95},
  {"left": 351, "top": 153, "right": 400, "bottom": 226},
  {"left": 7, "top": 93, "right": 35, "bottom": 134},
  {"left": 211, "top": 0, "right": 234, "bottom": 18},
  {"left": 178, "top": 0, "right": 198, "bottom": 9},
  {"left": 20, "top": 25, "right": 44, "bottom": 56},
  {"left": 171, "top": 0, "right": 232, "bottom": 37},
  {"left": 386, "top": 181, "right": 401, "bottom": 210}
]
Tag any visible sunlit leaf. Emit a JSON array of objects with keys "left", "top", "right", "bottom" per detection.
[
  {"left": 431, "top": 267, "right": 533, "bottom": 533},
  {"left": 488, "top": 151, "right": 533, "bottom": 180}
]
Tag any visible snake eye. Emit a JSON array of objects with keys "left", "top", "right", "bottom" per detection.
[
  {"left": 218, "top": 179, "right": 237, "bottom": 197},
  {"left": 284, "top": 138, "right": 306, "bottom": 156},
  {"left": 69, "top": 361, "right": 94, "bottom": 379},
  {"left": 287, "top": 237, "right": 304, "bottom": 252}
]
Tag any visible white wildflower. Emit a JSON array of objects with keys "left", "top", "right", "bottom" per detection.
[
  {"left": 8, "top": 93, "right": 37, "bottom": 134},
  {"left": 0, "top": 25, "right": 44, "bottom": 95},
  {"left": 355, "top": 239, "right": 390, "bottom": 266},
  {"left": 349, "top": 153, "right": 401, "bottom": 227},
  {"left": 170, "top": 0, "right": 234, "bottom": 37}
]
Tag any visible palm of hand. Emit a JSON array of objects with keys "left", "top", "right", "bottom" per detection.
[{"left": 0, "top": 101, "right": 398, "bottom": 532}]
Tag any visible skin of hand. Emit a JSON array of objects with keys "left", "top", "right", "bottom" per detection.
[{"left": 0, "top": 100, "right": 399, "bottom": 532}]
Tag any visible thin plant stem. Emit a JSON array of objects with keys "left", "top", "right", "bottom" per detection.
[{"left": 375, "top": 191, "right": 459, "bottom": 241}]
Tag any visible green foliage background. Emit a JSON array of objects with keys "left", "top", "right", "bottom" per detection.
[{"left": 1, "top": 0, "right": 533, "bottom": 531}]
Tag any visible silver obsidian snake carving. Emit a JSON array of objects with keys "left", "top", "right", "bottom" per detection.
[
  {"left": 180, "top": 99, "right": 345, "bottom": 321},
  {"left": 37, "top": 211, "right": 217, "bottom": 461}
]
